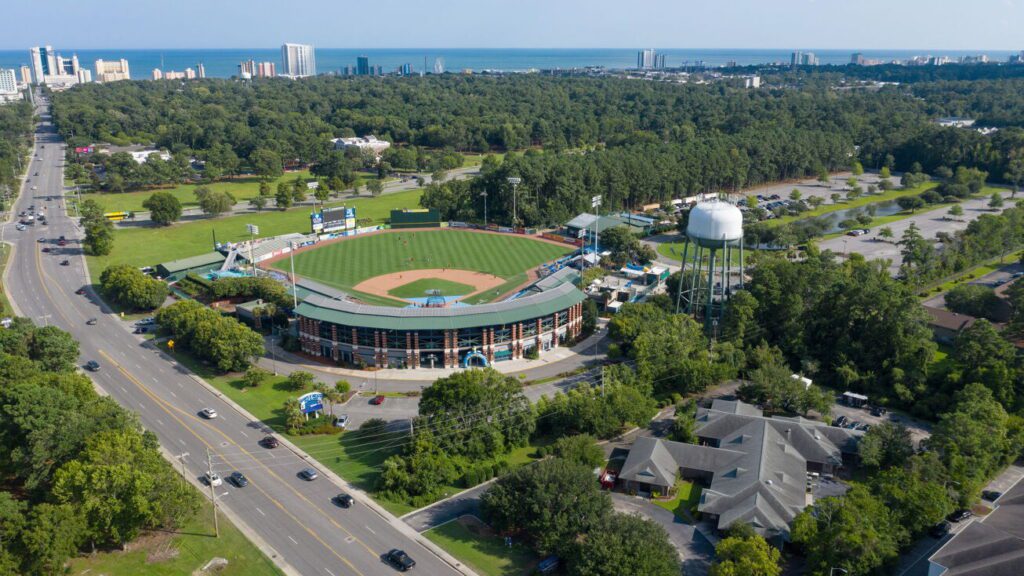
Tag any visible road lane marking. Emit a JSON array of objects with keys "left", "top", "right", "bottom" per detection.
[
  {"left": 288, "top": 536, "right": 298, "bottom": 545},
  {"left": 239, "top": 430, "right": 249, "bottom": 438},
  {"left": 255, "top": 507, "right": 266, "bottom": 516},
  {"left": 325, "top": 569, "right": 336, "bottom": 576},
  {"left": 97, "top": 350, "right": 373, "bottom": 576},
  {"left": 156, "top": 419, "right": 164, "bottom": 426},
  {"left": 364, "top": 526, "right": 375, "bottom": 535}
]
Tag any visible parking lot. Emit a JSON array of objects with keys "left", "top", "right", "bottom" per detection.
[{"left": 831, "top": 401, "right": 932, "bottom": 445}]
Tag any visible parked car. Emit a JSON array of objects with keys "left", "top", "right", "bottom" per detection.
[
  {"left": 204, "top": 471, "right": 223, "bottom": 487},
  {"left": 36, "top": 237, "right": 45, "bottom": 243},
  {"left": 833, "top": 415, "right": 848, "bottom": 427},
  {"left": 60, "top": 259, "right": 69, "bottom": 266},
  {"left": 929, "top": 521, "right": 951, "bottom": 538},
  {"left": 383, "top": 549, "right": 416, "bottom": 572},
  {"left": 135, "top": 317, "right": 155, "bottom": 326},
  {"left": 57, "top": 239, "right": 66, "bottom": 246},
  {"left": 228, "top": 472, "right": 249, "bottom": 487},
  {"left": 85, "top": 360, "right": 100, "bottom": 371},
  {"left": 334, "top": 414, "right": 350, "bottom": 429},
  {"left": 333, "top": 493, "right": 354, "bottom": 508},
  {"left": 41, "top": 247, "right": 50, "bottom": 253},
  {"left": 870, "top": 406, "right": 887, "bottom": 417},
  {"left": 370, "top": 395, "right": 386, "bottom": 405},
  {"left": 199, "top": 408, "right": 218, "bottom": 419},
  {"left": 982, "top": 490, "right": 1003, "bottom": 502},
  {"left": 947, "top": 509, "right": 972, "bottom": 523},
  {"left": 298, "top": 468, "right": 318, "bottom": 481},
  {"left": 261, "top": 435, "right": 279, "bottom": 448},
  {"left": 133, "top": 326, "right": 149, "bottom": 334}
]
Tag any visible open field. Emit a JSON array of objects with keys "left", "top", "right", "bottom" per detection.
[
  {"left": 84, "top": 188, "right": 425, "bottom": 284},
  {"left": 275, "top": 230, "right": 571, "bottom": 301},
  {"left": 66, "top": 499, "right": 283, "bottom": 576},
  {"left": 424, "top": 517, "right": 538, "bottom": 576},
  {"left": 75, "top": 170, "right": 392, "bottom": 214}
]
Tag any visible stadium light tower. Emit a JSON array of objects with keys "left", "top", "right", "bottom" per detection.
[
  {"left": 507, "top": 177, "right": 521, "bottom": 227},
  {"left": 480, "top": 191, "right": 488, "bottom": 227}
]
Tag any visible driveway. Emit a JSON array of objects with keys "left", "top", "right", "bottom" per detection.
[{"left": 611, "top": 493, "right": 715, "bottom": 576}]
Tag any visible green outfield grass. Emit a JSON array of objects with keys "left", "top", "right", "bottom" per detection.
[
  {"left": 388, "top": 277, "right": 476, "bottom": 299},
  {"left": 277, "top": 230, "right": 571, "bottom": 295},
  {"left": 85, "top": 189, "right": 425, "bottom": 284},
  {"left": 74, "top": 170, "right": 389, "bottom": 214}
]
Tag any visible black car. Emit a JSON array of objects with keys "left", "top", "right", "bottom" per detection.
[
  {"left": 982, "top": 490, "right": 1003, "bottom": 502},
  {"left": 947, "top": 509, "right": 972, "bottom": 523},
  {"left": 383, "top": 549, "right": 416, "bottom": 572},
  {"left": 85, "top": 360, "right": 100, "bottom": 371},
  {"left": 262, "top": 436, "right": 279, "bottom": 448},
  {"left": 333, "top": 493, "right": 354, "bottom": 508},
  {"left": 929, "top": 521, "right": 951, "bottom": 538},
  {"left": 229, "top": 472, "right": 249, "bottom": 487},
  {"left": 870, "top": 406, "right": 887, "bottom": 417}
]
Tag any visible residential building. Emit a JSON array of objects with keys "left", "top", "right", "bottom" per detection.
[
  {"left": 791, "top": 51, "right": 819, "bottom": 66},
  {"left": 75, "top": 69, "right": 92, "bottom": 84},
  {"left": 400, "top": 63, "right": 412, "bottom": 76},
  {"left": 330, "top": 135, "right": 391, "bottom": 157},
  {"left": 433, "top": 57, "right": 445, "bottom": 74},
  {"left": 743, "top": 75, "right": 761, "bottom": 88},
  {"left": 928, "top": 479, "right": 1024, "bottom": 575},
  {"left": 356, "top": 56, "right": 370, "bottom": 76},
  {"left": 0, "top": 69, "right": 19, "bottom": 95},
  {"left": 257, "top": 61, "right": 276, "bottom": 78},
  {"left": 196, "top": 63, "right": 205, "bottom": 78},
  {"left": 94, "top": 58, "right": 130, "bottom": 82},
  {"left": 936, "top": 116, "right": 977, "bottom": 128},
  {"left": 637, "top": 49, "right": 657, "bottom": 69},
  {"left": 851, "top": 52, "right": 865, "bottom": 65},
  {"left": 239, "top": 59, "right": 256, "bottom": 78},
  {"left": 29, "top": 45, "right": 55, "bottom": 83},
  {"left": 19, "top": 66, "right": 31, "bottom": 86},
  {"left": 152, "top": 68, "right": 163, "bottom": 80},
  {"left": 281, "top": 43, "right": 316, "bottom": 77},
  {"left": 618, "top": 399, "right": 862, "bottom": 539}
]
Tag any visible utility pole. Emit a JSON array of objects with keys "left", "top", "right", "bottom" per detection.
[
  {"left": 591, "top": 195, "right": 602, "bottom": 269},
  {"left": 206, "top": 447, "right": 219, "bottom": 538},
  {"left": 507, "top": 177, "right": 521, "bottom": 228},
  {"left": 176, "top": 452, "right": 189, "bottom": 476}
]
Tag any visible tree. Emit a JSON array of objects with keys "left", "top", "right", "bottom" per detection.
[
  {"left": 880, "top": 166, "right": 891, "bottom": 179},
  {"left": 846, "top": 176, "right": 858, "bottom": 189},
  {"left": 250, "top": 148, "right": 283, "bottom": 180},
  {"left": 335, "top": 379, "right": 351, "bottom": 395},
  {"left": 314, "top": 183, "right": 331, "bottom": 204},
  {"left": 291, "top": 177, "right": 307, "bottom": 202},
  {"left": 417, "top": 368, "right": 535, "bottom": 459},
  {"left": 284, "top": 370, "right": 315, "bottom": 392},
  {"left": 807, "top": 196, "right": 824, "bottom": 209},
  {"left": 872, "top": 454, "right": 955, "bottom": 538},
  {"left": 817, "top": 168, "right": 830, "bottom": 186},
  {"left": 275, "top": 182, "right": 293, "bottom": 209},
  {"left": 830, "top": 193, "right": 841, "bottom": 204},
  {"left": 859, "top": 422, "right": 914, "bottom": 469},
  {"left": 710, "top": 531, "right": 782, "bottom": 576},
  {"left": 896, "top": 195, "right": 926, "bottom": 213},
  {"left": 944, "top": 284, "right": 1000, "bottom": 319},
  {"left": 739, "top": 343, "right": 831, "bottom": 417},
  {"left": 367, "top": 178, "right": 385, "bottom": 197},
  {"left": 284, "top": 398, "right": 304, "bottom": 432},
  {"left": 878, "top": 226, "right": 894, "bottom": 242},
  {"left": 791, "top": 485, "right": 904, "bottom": 576},
  {"left": 481, "top": 458, "right": 611, "bottom": 555},
  {"left": 241, "top": 366, "right": 270, "bottom": 388},
  {"left": 789, "top": 189, "right": 802, "bottom": 201},
  {"left": 99, "top": 264, "right": 168, "bottom": 310},
  {"left": 989, "top": 191, "right": 1005, "bottom": 210},
  {"left": 250, "top": 193, "right": 267, "bottom": 212},
  {"left": 142, "top": 191, "right": 182, "bottom": 225},
  {"left": 947, "top": 203, "right": 964, "bottom": 220},
  {"left": 550, "top": 434, "right": 605, "bottom": 468},
  {"left": 852, "top": 161, "right": 864, "bottom": 176},
  {"left": 1005, "top": 154, "right": 1024, "bottom": 196},
  {"left": 670, "top": 399, "right": 698, "bottom": 443},
  {"left": 195, "top": 188, "right": 235, "bottom": 216},
  {"left": 567, "top": 514, "right": 680, "bottom": 576},
  {"left": 28, "top": 325, "right": 80, "bottom": 372},
  {"left": 18, "top": 503, "right": 86, "bottom": 575}
]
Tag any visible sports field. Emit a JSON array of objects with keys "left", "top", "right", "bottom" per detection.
[
  {"left": 388, "top": 278, "right": 476, "bottom": 298},
  {"left": 275, "top": 230, "right": 572, "bottom": 306}
]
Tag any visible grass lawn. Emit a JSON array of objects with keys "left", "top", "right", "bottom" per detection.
[
  {"left": 66, "top": 499, "right": 282, "bottom": 576},
  {"left": 85, "top": 188, "right": 425, "bottom": 284},
  {"left": 656, "top": 240, "right": 747, "bottom": 264},
  {"left": 277, "top": 230, "right": 570, "bottom": 293},
  {"left": 75, "top": 170, "right": 390, "bottom": 214},
  {"left": 388, "top": 277, "right": 476, "bottom": 298},
  {"left": 425, "top": 518, "right": 538, "bottom": 576},
  {"left": 653, "top": 480, "right": 702, "bottom": 522},
  {"left": 0, "top": 244, "right": 13, "bottom": 314}
]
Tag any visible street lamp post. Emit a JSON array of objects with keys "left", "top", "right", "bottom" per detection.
[{"left": 507, "top": 177, "right": 521, "bottom": 227}]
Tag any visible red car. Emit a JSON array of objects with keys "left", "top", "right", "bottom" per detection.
[
  {"left": 370, "top": 395, "right": 386, "bottom": 405},
  {"left": 41, "top": 247, "right": 50, "bottom": 253}
]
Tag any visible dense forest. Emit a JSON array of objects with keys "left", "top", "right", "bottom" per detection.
[
  {"left": 0, "top": 319, "right": 199, "bottom": 575},
  {"left": 49, "top": 73, "right": 1024, "bottom": 225},
  {"left": 0, "top": 100, "right": 34, "bottom": 209}
]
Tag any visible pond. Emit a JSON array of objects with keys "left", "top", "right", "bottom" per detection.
[{"left": 813, "top": 200, "right": 904, "bottom": 234}]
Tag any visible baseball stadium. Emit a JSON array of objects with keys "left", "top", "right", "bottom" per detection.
[{"left": 265, "top": 227, "right": 587, "bottom": 369}]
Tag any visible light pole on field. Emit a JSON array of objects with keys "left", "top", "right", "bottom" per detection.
[
  {"left": 246, "top": 224, "right": 259, "bottom": 277},
  {"left": 480, "top": 191, "right": 488, "bottom": 227},
  {"left": 507, "top": 177, "right": 521, "bottom": 228}
]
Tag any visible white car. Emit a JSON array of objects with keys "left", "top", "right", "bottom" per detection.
[
  {"left": 205, "top": 471, "right": 223, "bottom": 487},
  {"left": 200, "top": 408, "right": 218, "bottom": 419},
  {"left": 15, "top": 224, "right": 26, "bottom": 231},
  {"left": 334, "top": 414, "right": 350, "bottom": 429}
]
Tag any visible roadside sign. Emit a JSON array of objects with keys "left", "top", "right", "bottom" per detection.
[
  {"left": 246, "top": 224, "right": 259, "bottom": 235},
  {"left": 298, "top": 392, "right": 324, "bottom": 414}
]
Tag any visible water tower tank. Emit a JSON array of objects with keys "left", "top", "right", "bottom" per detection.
[{"left": 686, "top": 200, "right": 744, "bottom": 248}]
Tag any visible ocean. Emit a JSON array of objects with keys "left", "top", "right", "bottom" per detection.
[{"left": 0, "top": 48, "right": 1017, "bottom": 78}]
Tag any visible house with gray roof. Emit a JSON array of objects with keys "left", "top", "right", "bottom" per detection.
[
  {"left": 617, "top": 399, "right": 862, "bottom": 538},
  {"left": 928, "top": 479, "right": 1024, "bottom": 576}
]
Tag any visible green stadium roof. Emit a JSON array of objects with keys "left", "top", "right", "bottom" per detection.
[
  {"left": 156, "top": 251, "right": 226, "bottom": 275},
  {"left": 296, "top": 279, "right": 584, "bottom": 331}
]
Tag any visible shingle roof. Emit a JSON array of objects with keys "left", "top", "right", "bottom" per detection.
[
  {"left": 930, "top": 479, "right": 1024, "bottom": 575},
  {"left": 619, "top": 400, "right": 862, "bottom": 538}
]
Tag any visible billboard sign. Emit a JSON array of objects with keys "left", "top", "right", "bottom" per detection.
[
  {"left": 298, "top": 392, "right": 324, "bottom": 414},
  {"left": 310, "top": 211, "right": 324, "bottom": 233},
  {"left": 74, "top": 146, "right": 94, "bottom": 154}
]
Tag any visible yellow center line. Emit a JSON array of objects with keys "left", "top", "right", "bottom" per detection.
[{"left": 98, "top": 349, "right": 375, "bottom": 574}]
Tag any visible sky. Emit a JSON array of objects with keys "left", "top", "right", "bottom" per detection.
[{"left": 3, "top": 0, "right": 1023, "bottom": 50}]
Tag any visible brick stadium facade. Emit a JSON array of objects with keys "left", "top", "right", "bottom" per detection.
[{"left": 294, "top": 269, "right": 585, "bottom": 369}]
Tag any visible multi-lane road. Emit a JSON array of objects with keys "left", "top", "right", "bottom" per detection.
[{"left": 3, "top": 100, "right": 466, "bottom": 576}]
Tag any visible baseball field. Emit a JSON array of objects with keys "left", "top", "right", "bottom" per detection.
[{"left": 272, "top": 229, "right": 573, "bottom": 307}]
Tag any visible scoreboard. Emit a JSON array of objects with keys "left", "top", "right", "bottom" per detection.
[{"left": 311, "top": 207, "right": 356, "bottom": 234}]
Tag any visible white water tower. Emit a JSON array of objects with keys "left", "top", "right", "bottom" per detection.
[{"left": 674, "top": 200, "right": 745, "bottom": 331}]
